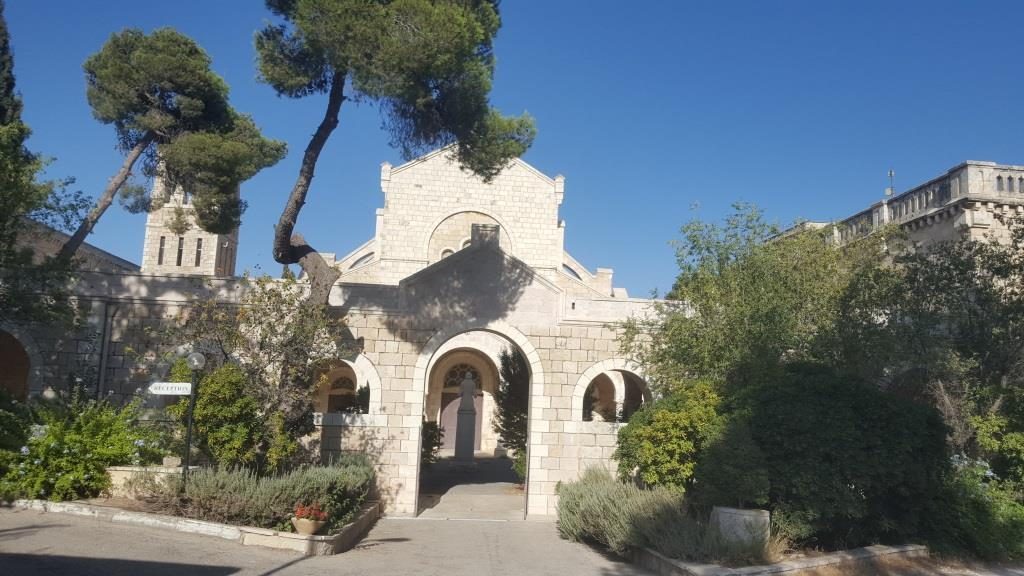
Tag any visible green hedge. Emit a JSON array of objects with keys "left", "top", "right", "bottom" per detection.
[{"left": 163, "top": 453, "right": 375, "bottom": 532}]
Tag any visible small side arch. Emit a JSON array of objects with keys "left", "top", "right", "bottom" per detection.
[
  {"left": 315, "top": 353, "right": 384, "bottom": 417},
  {"left": 572, "top": 358, "right": 651, "bottom": 420}
]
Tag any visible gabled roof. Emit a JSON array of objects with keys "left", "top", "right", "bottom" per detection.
[{"left": 388, "top": 145, "right": 557, "bottom": 187}]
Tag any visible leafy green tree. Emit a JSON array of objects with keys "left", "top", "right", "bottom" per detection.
[
  {"left": 492, "top": 347, "right": 529, "bottom": 479},
  {"left": 255, "top": 0, "right": 535, "bottom": 306},
  {"left": 161, "top": 275, "right": 348, "bottom": 459},
  {"left": 57, "top": 28, "right": 285, "bottom": 261},
  {"left": 0, "top": 0, "right": 86, "bottom": 324},
  {"left": 623, "top": 203, "right": 889, "bottom": 394},
  {"left": 840, "top": 216, "right": 1024, "bottom": 464}
]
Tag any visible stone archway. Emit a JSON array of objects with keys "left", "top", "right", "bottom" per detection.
[
  {"left": 411, "top": 320, "right": 544, "bottom": 519},
  {"left": 0, "top": 330, "right": 30, "bottom": 400}
]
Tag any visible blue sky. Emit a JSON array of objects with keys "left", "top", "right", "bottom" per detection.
[{"left": 6, "top": 1, "right": 1024, "bottom": 297}]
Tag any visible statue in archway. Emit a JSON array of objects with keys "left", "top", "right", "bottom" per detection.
[{"left": 454, "top": 372, "right": 477, "bottom": 461}]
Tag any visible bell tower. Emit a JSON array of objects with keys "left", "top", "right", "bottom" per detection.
[{"left": 140, "top": 177, "right": 238, "bottom": 277}]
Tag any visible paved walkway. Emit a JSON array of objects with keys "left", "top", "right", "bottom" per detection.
[
  {"left": 418, "top": 455, "right": 525, "bottom": 520},
  {"left": 0, "top": 508, "right": 652, "bottom": 576}
]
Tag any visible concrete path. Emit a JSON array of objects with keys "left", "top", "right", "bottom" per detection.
[
  {"left": 0, "top": 508, "right": 652, "bottom": 576},
  {"left": 418, "top": 455, "right": 525, "bottom": 520}
]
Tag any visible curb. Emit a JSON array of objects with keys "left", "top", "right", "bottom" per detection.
[
  {"left": 629, "top": 543, "right": 929, "bottom": 576},
  {"left": 10, "top": 499, "right": 379, "bottom": 556}
]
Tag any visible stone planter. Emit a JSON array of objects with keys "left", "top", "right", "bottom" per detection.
[
  {"left": 710, "top": 506, "right": 770, "bottom": 548},
  {"left": 292, "top": 517, "right": 327, "bottom": 535}
]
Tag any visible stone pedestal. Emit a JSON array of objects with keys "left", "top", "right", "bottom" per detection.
[{"left": 710, "top": 506, "right": 770, "bottom": 548}]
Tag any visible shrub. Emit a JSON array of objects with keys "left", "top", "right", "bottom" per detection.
[
  {"left": 511, "top": 450, "right": 526, "bottom": 483},
  {"left": 691, "top": 417, "right": 769, "bottom": 510},
  {"left": 614, "top": 380, "right": 721, "bottom": 491},
  {"left": 735, "top": 363, "right": 948, "bottom": 548},
  {"left": 161, "top": 453, "right": 374, "bottom": 533},
  {"left": 0, "top": 389, "right": 31, "bottom": 452},
  {"left": 2, "top": 392, "right": 164, "bottom": 501},
  {"left": 421, "top": 421, "right": 443, "bottom": 467},
  {"left": 923, "top": 462, "right": 1024, "bottom": 560},
  {"left": 168, "top": 363, "right": 262, "bottom": 469},
  {"left": 557, "top": 467, "right": 780, "bottom": 565}
]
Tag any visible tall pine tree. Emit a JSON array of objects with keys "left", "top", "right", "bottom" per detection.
[{"left": 0, "top": 0, "right": 76, "bottom": 324}]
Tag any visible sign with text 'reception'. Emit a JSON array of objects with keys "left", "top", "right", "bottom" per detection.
[{"left": 148, "top": 381, "right": 192, "bottom": 396}]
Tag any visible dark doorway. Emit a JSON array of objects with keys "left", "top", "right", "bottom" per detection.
[{"left": 0, "top": 331, "right": 29, "bottom": 400}]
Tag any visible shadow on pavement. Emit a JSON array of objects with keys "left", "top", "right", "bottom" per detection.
[
  {"left": 0, "top": 524, "right": 67, "bottom": 542},
  {"left": 0, "top": 554, "right": 243, "bottom": 576}
]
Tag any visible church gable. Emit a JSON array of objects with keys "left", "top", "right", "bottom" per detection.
[
  {"left": 378, "top": 148, "right": 566, "bottom": 279},
  {"left": 397, "top": 234, "right": 561, "bottom": 329}
]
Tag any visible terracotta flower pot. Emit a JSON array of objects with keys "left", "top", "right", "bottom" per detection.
[{"left": 292, "top": 517, "right": 327, "bottom": 535}]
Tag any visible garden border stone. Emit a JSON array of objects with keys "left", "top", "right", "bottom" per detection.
[
  {"left": 9, "top": 498, "right": 380, "bottom": 556},
  {"left": 628, "top": 543, "right": 929, "bottom": 576}
]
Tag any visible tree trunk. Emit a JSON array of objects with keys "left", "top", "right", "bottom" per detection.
[
  {"left": 57, "top": 132, "right": 154, "bottom": 263},
  {"left": 272, "top": 73, "right": 345, "bottom": 307}
]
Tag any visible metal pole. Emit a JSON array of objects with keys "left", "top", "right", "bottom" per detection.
[{"left": 181, "top": 368, "right": 199, "bottom": 492}]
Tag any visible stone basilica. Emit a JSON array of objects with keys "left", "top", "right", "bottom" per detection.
[{"left": 4, "top": 151, "right": 1022, "bottom": 517}]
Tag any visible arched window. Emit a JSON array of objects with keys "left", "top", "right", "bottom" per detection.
[
  {"left": 997, "top": 176, "right": 1004, "bottom": 192},
  {"left": 461, "top": 238, "right": 472, "bottom": 249},
  {"left": 326, "top": 376, "right": 357, "bottom": 413},
  {"left": 1010, "top": 177, "right": 1017, "bottom": 193},
  {"left": 349, "top": 252, "right": 374, "bottom": 269},
  {"left": 582, "top": 375, "right": 616, "bottom": 422},
  {"left": 440, "top": 248, "right": 454, "bottom": 259},
  {"left": 445, "top": 363, "right": 481, "bottom": 389}
]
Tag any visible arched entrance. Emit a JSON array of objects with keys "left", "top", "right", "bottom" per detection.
[
  {"left": 415, "top": 327, "right": 537, "bottom": 520},
  {"left": 0, "top": 330, "right": 30, "bottom": 400}
]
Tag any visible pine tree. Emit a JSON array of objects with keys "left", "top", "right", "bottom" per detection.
[
  {"left": 493, "top": 347, "right": 529, "bottom": 479},
  {"left": 256, "top": 0, "right": 536, "bottom": 306},
  {"left": 57, "top": 28, "right": 285, "bottom": 261}
]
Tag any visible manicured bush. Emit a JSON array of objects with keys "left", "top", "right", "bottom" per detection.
[
  {"left": 2, "top": 391, "right": 164, "bottom": 501},
  {"left": 732, "top": 363, "right": 948, "bottom": 548},
  {"left": 614, "top": 380, "right": 721, "bottom": 491},
  {"left": 160, "top": 453, "right": 375, "bottom": 533},
  {"left": 557, "top": 467, "right": 779, "bottom": 565}
]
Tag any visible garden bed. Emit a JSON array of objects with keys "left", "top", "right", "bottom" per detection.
[{"left": 10, "top": 498, "right": 380, "bottom": 556}]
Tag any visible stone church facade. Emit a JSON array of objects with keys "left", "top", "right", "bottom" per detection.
[
  {"left": 1, "top": 148, "right": 656, "bottom": 518},
  {"left": 9, "top": 152, "right": 1018, "bottom": 517}
]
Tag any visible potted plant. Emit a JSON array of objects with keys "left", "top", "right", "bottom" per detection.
[{"left": 292, "top": 502, "right": 328, "bottom": 535}]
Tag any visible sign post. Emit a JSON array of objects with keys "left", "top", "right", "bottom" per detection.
[{"left": 180, "top": 352, "right": 206, "bottom": 493}]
